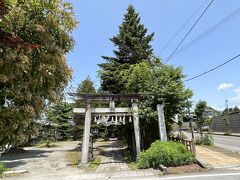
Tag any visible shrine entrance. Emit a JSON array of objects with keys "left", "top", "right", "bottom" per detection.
[{"left": 70, "top": 93, "right": 142, "bottom": 165}]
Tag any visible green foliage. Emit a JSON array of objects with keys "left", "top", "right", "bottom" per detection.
[
  {"left": 195, "top": 101, "right": 207, "bottom": 122},
  {"left": 47, "top": 101, "right": 73, "bottom": 140},
  {"left": 36, "top": 140, "right": 56, "bottom": 148},
  {"left": 89, "top": 157, "right": 101, "bottom": 169},
  {"left": 98, "top": 5, "right": 154, "bottom": 93},
  {"left": 65, "top": 151, "right": 80, "bottom": 166},
  {"left": 137, "top": 141, "right": 196, "bottom": 168},
  {"left": 125, "top": 61, "right": 192, "bottom": 133},
  {"left": 195, "top": 136, "right": 202, "bottom": 145},
  {"left": 195, "top": 100, "right": 207, "bottom": 139},
  {"left": 195, "top": 134, "right": 214, "bottom": 146},
  {"left": 0, "top": 162, "right": 7, "bottom": 174},
  {"left": 0, "top": 0, "right": 77, "bottom": 148},
  {"left": 224, "top": 131, "right": 232, "bottom": 136},
  {"left": 73, "top": 77, "right": 98, "bottom": 139},
  {"left": 224, "top": 115, "right": 230, "bottom": 127},
  {"left": 203, "top": 134, "right": 214, "bottom": 145},
  {"left": 77, "top": 76, "right": 96, "bottom": 94},
  {"left": 98, "top": 4, "right": 192, "bottom": 147}
]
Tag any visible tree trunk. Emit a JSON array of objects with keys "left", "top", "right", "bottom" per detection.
[{"left": 200, "top": 124, "right": 203, "bottom": 140}]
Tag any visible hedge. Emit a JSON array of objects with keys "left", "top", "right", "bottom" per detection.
[{"left": 137, "top": 141, "right": 196, "bottom": 168}]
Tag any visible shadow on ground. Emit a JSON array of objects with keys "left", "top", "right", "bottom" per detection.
[{"left": 1, "top": 149, "right": 52, "bottom": 161}]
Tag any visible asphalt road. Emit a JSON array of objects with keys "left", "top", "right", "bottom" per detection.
[
  {"left": 213, "top": 134, "right": 240, "bottom": 153},
  {"left": 191, "top": 133, "right": 240, "bottom": 153},
  {"left": 120, "top": 167, "right": 240, "bottom": 180}
]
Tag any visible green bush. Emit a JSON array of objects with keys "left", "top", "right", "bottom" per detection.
[
  {"left": 202, "top": 134, "right": 214, "bottom": 145},
  {"left": 195, "top": 134, "right": 214, "bottom": 146},
  {"left": 0, "top": 162, "right": 7, "bottom": 174},
  {"left": 195, "top": 136, "right": 202, "bottom": 145},
  {"left": 137, "top": 141, "right": 196, "bottom": 168}
]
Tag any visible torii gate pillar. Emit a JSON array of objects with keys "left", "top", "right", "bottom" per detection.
[
  {"left": 81, "top": 101, "right": 92, "bottom": 164},
  {"left": 132, "top": 100, "right": 141, "bottom": 155}
]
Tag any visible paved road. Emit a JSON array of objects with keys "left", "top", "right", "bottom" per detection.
[
  {"left": 212, "top": 135, "right": 240, "bottom": 153},
  {"left": 117, "top": 167, "right": 240, "bottom": 180},
  {"left": 189, "top": 133, "right": 240, "bottom": 153}
]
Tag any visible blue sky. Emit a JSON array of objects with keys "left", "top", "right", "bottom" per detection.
[{"left": 66, "top": 0, "right": 240, "bottom": 110}]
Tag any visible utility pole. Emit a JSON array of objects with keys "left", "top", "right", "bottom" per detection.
[
  {"left": 225, "top": 100, "right": 229, "bottom": 113},
  {"left": 187, "top": 100, "right": 194, "bottom": 140}
]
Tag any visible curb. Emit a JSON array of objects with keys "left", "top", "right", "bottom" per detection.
[
  {"left": 196, "top": 158, "right": 212, "bottom": 169},
  {"left": 193, "top": 131, "right": 240, "bottom": 137},
  {"left": 3, "top": 170, "right": 28, "bottom": 175},
  {"left": 211, "top": 132, "right": 240, "bottom": 137}
]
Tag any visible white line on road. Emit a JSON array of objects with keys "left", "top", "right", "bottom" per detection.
[{"left": 137, "top": 172, "right": 240, "bottom": 180}]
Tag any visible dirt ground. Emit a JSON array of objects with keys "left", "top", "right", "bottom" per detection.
[
  {"left": 196, "top": 145, "right": 240, "bottom": 168},
  {"left": 0, "top": 141, "right": 83, "bottom": 179}
]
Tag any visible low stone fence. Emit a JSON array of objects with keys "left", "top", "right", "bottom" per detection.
[
  {"left": 169, "top": 136, "right": 196, "bottom": 155},
  {"left": 210, "top": 113, "right": 240, "bottom": 133}
]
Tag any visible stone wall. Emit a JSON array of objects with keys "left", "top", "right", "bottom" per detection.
[{"left": 210, "top": 113, "right": 240, "bottom": 133}]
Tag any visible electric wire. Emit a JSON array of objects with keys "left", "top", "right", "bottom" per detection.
[
  {"left": 173, "top": 7, "right": 240, "bottom": 57},
  {"left": 160, "top": 0, "right": 209, "bottom": 53},
  {"left": 184, "top": 54, "right": 240, "bottom": 82},
  {"left": 165, "top": 0, "right": 214, "bottom": 64}
]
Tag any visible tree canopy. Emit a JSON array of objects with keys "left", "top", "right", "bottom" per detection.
[
  {"left": 0, "top": 0, "right": 77, "bottom": 148},
  {"left": 98, "top": 5, "right": 154, "bottom": 93},
  {"left": 47, "top": 101, "right": 73, "bottom": 140},
  {"left": 77, "top": 76, "right": 96, "bottom": 94},
  {"left": 98, "top": 5, "right": 193, "bottom": 147}
]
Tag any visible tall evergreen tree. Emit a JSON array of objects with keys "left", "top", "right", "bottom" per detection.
[
  {"left": 98, "top": 5, "right": 154, "bottom": 93},
  {"left": 77, "top": 76, "right": 96, "bottom": 94},
  {"left": 47, "top": 101, "right": 73, "bottom": 140}
]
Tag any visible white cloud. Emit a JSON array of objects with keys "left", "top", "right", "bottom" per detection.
[
  {"left": 230, "top": 95, "right": 240, "bottom": 101},
  {"left": 234, "top": 88, "right": 240, "bottom": 93},
  {"left": 217, "top": 83, "right": 234, "bottom": 91},
  {"left": 230, "top": 88, "right": 240, "bottom": 101}
]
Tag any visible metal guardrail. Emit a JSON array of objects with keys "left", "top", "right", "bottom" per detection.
[{"left": 169, "top": 136, "right": 196, "bottom": 155}]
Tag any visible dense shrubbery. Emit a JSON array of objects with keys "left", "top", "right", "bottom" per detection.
[
  {"left": 195, "top": 134, "right": 214, "bottom": 145},
  {"left": 137, "top": 141, "right": 196, "bottom": 168}
]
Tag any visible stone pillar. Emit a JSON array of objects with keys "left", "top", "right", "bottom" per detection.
[
  {"left": 157, "top": 104, "right": 167, "bottom": 141},
  {"left": 132, "top": 100, "right": 141, "bottom": 155},
  {"left": 109, "top": 100, "right": 115, "bottom": 109},
  {"left": 81, "top": 101, "right": 92, "bottom": 165}
]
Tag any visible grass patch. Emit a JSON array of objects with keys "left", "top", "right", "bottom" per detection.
[
  {"left": 127, "top": 162, "right": 138, "bottom": 170},
  {"left": 65, "top": 151, "right": 80, "bottom": 166},
  {"left": 0, "top": 162, "right": 7, "bottom": 174},
  {"left": 0, "top": 162, "right": 8, "bottom": 178},
  {"left": 65, "top": 150, "right": 101, "bottom": 170},
  {"left": 36, "top": 140, "right": 57, "bottom": 148},
  {"left": 88, "top": 157, "right": 101, "bottom": 170}
]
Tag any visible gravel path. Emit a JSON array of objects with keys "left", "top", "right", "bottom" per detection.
[{"left": 95, "top": 140, "right": 129, "bottom": 172}]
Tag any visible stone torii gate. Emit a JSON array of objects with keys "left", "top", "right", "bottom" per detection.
[{"left": 70, "top": 93, "right": 142, "bottom": 165}]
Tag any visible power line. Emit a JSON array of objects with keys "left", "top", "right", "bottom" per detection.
[
  {"left": 165, "top": 0, "right": 214, "bottom": 64},
  {"left": 184, "top": 53, "right": 240, "bottom": 82},
  {"left": 160, "top": 0, "right": 208, "bottom": 53},
  {"left": 173, "top": 7, "right": 240, "bottom": 57}
]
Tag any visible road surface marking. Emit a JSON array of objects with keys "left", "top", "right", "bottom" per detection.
[{"left": 136, "top": 172, "right": 240, "bottom": 180}]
